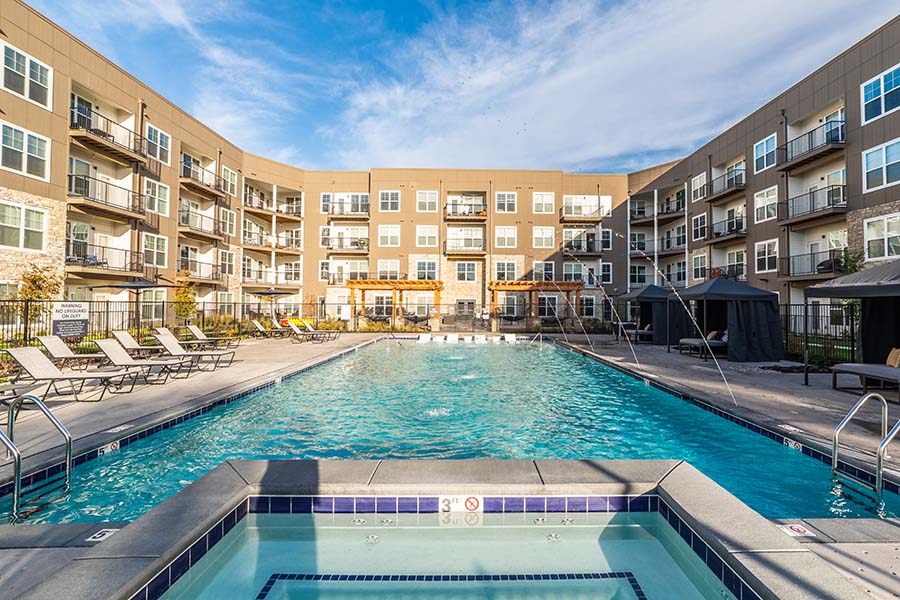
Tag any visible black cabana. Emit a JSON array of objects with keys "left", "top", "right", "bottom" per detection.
[
  {"left": 619, "top": 285, "right": 670, "bottom": 344},
  {"left": 666, "top": 278, "right": 784, "bottom": 362}
]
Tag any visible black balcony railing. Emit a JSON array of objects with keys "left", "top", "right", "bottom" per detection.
[
  {"left": 658, "top": 202, "right": 685, "bottom": 216},
  {"left": 67, "top": 174, "right": 146, "bottom": 215},
  {"left": 658, "top": 236, "right": 687, "bottom": 252},
  {"left": 709, "top": 264, "right": 746, "bottom": 281},
  {"left": 778, "top": 249, "right": 848, "bottom": 278},
  {"left": 629, "top": 239, "right": 653, "bottom": 254},
  {"left": 779, "top": 121, "right": 846, "bottom": 163},
  {"left": 178, "top": 207, "right": 224, "bottom": 237},
  {"left": 446, "top": 203, "right": 487, "bottom": 217},
  {"left": 243, "top": 191, "right": 272, "bottom": 211},
  {"left": 69, "top": 105, "right": 147, "bottom": 157},
  {"left": 178, "top": 259, "right": 223, "bottom": 281},
  {"left": 65, "top": 241, "right": 144, "bottom": 272},
  {"left": 327, "top": 201, "right": 370, "bottom": 216},
  {"left": 561, "top": 239, "right": 601, "bottom": 253},
  {"left": 277, "top": 203, "right": 303, "bottom": 216},
  {"left": 180, "top": 160, "right": 225, "bottom": 193},
  {"left": 711, "top": 216, "right": 746, "bottom": 238},
  {"left": 243, "top": 232, "right": 272, "bottom": 248},
  {"left": 780, "top": 185, "right": 847, "bottom": 220},
  {"left": 444, "top": 239, "right": 486, "bottom": 252},
  {"left": 707, "top": 169, "right": 745, "bottom": 197},
  {"left": 274, "top": 236, "right": 303, "bottom": 250},
  {"left": 323, "top": 237, "right": 369, "bottom": 251},
  {"left": 629, "top": 208, "right": 653, "bottom": 220}
]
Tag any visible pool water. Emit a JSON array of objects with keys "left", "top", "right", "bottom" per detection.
[
  {"left": 163, "top": 512, "right": 732, "bottom": 600},
  {"left": 10, "top": 343, "right": 898, "bottom": 522}
]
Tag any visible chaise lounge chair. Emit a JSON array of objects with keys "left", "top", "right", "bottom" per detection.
[
  {"left": 37, "top": 335, "right": 106, "bottom": 369},
  {"left": 300, "top": 320, "right": 340, "bottom": 341},
  {"left": 634, "top": 324, "right": 654, "bottom": 344},
  {"left": 95, "top": 339, "right": 194, "bottom": 384},
  {"left": 154, "top": 334, "right": 236, "bottom": 371},
  {"left": 155, "top": 327, "right": 215, "bottom": 349},
  {"left": 250, "top": 319, "right": 287, "bottom": 338},
  {"left": 186, "top": 324, "right": 241, "bottom": 349},
  {"left": 6, "top": 347, "right": 137, "bottom": 401},
  {"left": 112, "top": 330, "right": 165, "bottom": 356},
  {"left": 832, "top": 348, "right": 900, "bottom": 402},
  {"left": 286, "top": 321, "right": 327, "bottom": 344},
  {"left": 678, "top": 332, "right": 728, "bottom": 359}
]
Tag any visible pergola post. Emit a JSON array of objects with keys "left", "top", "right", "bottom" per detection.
[
  {"left": 349, "top": 289, "right": 356, "bottom": 331},
  {"left": 803, "top": 299, "right": 809, "bottom": 386}
]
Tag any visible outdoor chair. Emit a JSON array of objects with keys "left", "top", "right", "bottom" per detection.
[
  {"left": 300, "top": 320, "right": 340, "bottom": 341},
  {"left": 269, "top": 319, "right": 294, "bottom": 336},
  {"left": 154, "top": 327, "right": 214, "bottom": 349},
  {"left": 832, "top": 347, "right": 900, "bottom": 402},
  {"left": 153, "top": 334, "right": 236, "bottom": 371},
  {"left": 286, "top": 321, "right": 326, "bottom": 344},
  {"left": 250, "top": 319, "right": 287, "bottom": 338},
  {"left": 678, "top": 331, "right": 728, "bottom": 359},
  {"left": 112, "top": 330, "right": 165, "bottom": 356},
  {"left": 37, "top": 336, "right": 106, "bottom": 370},
  {"left": 95, "top": 339, "right": 194, "bottom": 384},
  {"left": 186, "top": 324, "right": 241, "bottom": 349},
  {"left": 6, "top": 347, "right": 137, "bottom": 402},
  {"left": 634, "top": 324, "right": 654, "bottom": 344}
]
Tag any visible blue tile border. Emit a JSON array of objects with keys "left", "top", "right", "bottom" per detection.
[{"left": 254, "top": 571, "right": 647, "bottom": 599}]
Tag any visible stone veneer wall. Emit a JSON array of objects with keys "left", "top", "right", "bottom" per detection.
[
  {"left": 847, "top": 198, "right": 900, "bottom": 262},
  {"left": 0, "top": 186, "right": 66, "bottom": 288}
]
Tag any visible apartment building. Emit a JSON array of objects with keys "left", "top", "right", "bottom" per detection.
[{"left": 625, "top": 16, "right": 900, "bottom": 306}]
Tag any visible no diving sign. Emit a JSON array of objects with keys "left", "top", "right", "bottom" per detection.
[{"left": 439, "top": 495, "right": 483, "bottom": 513}]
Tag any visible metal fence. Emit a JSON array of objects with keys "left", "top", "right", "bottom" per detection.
[{"left": 781, "top": 302, "right": 857, "bottom": 366}]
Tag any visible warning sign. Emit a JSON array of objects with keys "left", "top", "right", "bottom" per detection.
[
  {"left": 439, "top": 495, "right": 484, "bottom": 513},
  {"left": 778, "top": 523, "right": 816, "bottom": 537},
  {"left": 51, "top": 302, "right": 89, "bottom": 338}
]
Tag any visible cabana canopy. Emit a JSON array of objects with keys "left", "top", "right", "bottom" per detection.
[
  {"left": 804, "top": 259, "right": 900, "bottom": 298},
  {"left": 619, "top": 285, "right": 669, "bottom": 344},
  {"left": 666, "top": 278, "right": 783, "bottom": 362}
]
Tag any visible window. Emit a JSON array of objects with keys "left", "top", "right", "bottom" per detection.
[
  {"left": 600, "top": 262, "right": 612, "bottom": 285},
  {"left": 416, "top": 225, "right": 437, "bottom": 247},
  {"left": 691, "top": 173, "right": 706, "bottom": 202},
  {"left": 379, "top": 190, "right": 400, "bottom": 212},
  {"left": 376, "top": 259, "right": 400, "bottom": 280},
  {"left": 496, "top": 191, "right": 516, "bottom": 213},
  {"left": 863, "top": 138, "right": 900, "bottom": 192},
  {"left": 532, "top": 226, "right": 554, "bottom": 249},
  {"left": 143, "top": 234, "right": 167, "bottom": 268},
  {"left": 446, "top": 227, "right": 484, "bottom": 250},
  {"left": 533, "top": 192, "right": 554, "bottom": 214},
  {"left": 753, "top": 186, "right": 778, "bottom": 223},
  {"left": 600, "top": 229, "right": 612, "bottom": 250},
  {"left": 500, "top": 295, "right": 518, "bottom": 317},
  {"left": 538, "top": 296, "right": 558, "bottom": 318},
  {"left": 864, "top": 212, "right": 900, "bottom": 261},
  {"left": 318, "top": 260, "right": 330, "bottom": 281},
  {"left": 414, "top": 294, "right": 434, "bottom": 316},
  {"left": 320, "top": 193, "right": 332, "bottom": 214},
  {"left": 219, "top": 250, "right": 234, "bottom": 276},
  {"left": 753, "top": 133, "right": 777, "bottom": 173},
  {"left": 580, "top": 296, "right": 595, "bottom": 318},
  {"left": 862, "top": 62, "right": 900, "bottom": 124},
  {"left": 0, "top": 122, "right": 49, "bottom": 180},
  {"left": 140, "top": 289, "right": 166, "bottom": 321},
  {"left": 284, "top": 262, "right": 302, "bottom": 281},
  {"left": 693, "top": 254, "right": 707, "bottom": 280},
  {"left": 630, "top": 265, "right": 647, "bottom": 285},
  {"left": 754, "top": 239, "right": 778, "bottom": 273},
  {"left": 416, "top": 190, "right": 437, "bottom": 212},
  {"left": 675, "top": 261, "right": 686, "bottom": 284},
  {"left": 495, "top": 226, "right": 517, "bottom": 248},
  {"left": 533, "top": 261, "right": 554, "bottom": 281},
  {"left": 222, "top": 167, "right": 238, "bottom": 196},
  {"left": 2, "top": 43, "right": 51, "bottom": 109},
  {"left": 416, "top": 260, "right": 436, "bottom": 280},
  {"left": 456, "top": 262, "right": 476, "bottom": 282},
  {"left": 496, "top": 261, "right": 516, "bottom": 280},
  {"left": 378, "top": 225, "right": 400, "bottom": 247},
  {"left": 219, "top": 208, "right": 236, "bottom": 237},
  {"left": 692, "top": 214, "right": 707, "bottom": 241},
  {"left": 216, "top": 292, "right": 235, "bottom": 316},
  {"left": 563, "top": 262, "right": 584, "bottom": 282},
  {"left": 0, "top": 200, "right": 45, "bottom": 250},
  {"left": 146, "top": 124, "right": 171, "bottom": 165},
  {"left": 145, "top": 179, "right": 170, "bottom": 216}
]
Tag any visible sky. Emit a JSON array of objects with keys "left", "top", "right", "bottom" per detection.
[{"left": 29, "top": 0, "right": 900, "bottom": 173}]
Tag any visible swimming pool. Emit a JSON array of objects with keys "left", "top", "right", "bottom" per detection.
[{"left": 8, "top": 342, "right": 898, "bottom": 522}]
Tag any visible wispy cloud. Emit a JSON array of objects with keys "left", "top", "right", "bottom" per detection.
[{"left": 324, "top": 0, "right": 899, "bottom": 172}]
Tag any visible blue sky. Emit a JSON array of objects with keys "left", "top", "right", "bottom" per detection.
[{"left": 30, "top": 0, "right": 900, "bottom": 173}]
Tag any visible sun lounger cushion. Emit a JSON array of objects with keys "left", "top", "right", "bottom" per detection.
[
  {"left": 887, "top": 347, "right": 900, "bottom": 368},
  {"left": 705, "top": 330, "right": 719, "bottom": 341},
  {"left": 643, "top": 324, "right": 652, "bottom": 331}
]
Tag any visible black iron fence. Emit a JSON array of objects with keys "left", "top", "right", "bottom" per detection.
[{"left": 781, "top": 302, "right": 856, "bottom": 365}]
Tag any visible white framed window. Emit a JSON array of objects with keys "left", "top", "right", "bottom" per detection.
[
  {"left": 446, "top": 226, "right": 484, "bottom": 250},
  {"left": 863, "top": 138, "right": 900, "bottom": 192},
  {"left": 600, "top": 229, "right": 612, "bottom": 250},
  {"left": 377, "top": 259, "right": 400, "bottom": 279},
  {"left": 416, "top": 225, "right": 437, "bottom": 247},
  {"left": 283, "top": 261, "right": 302, "bottom": 282},
  {"left": 533, "top": 261, "right": 554, "bottom": 281},
  {"left": 0, "top": 122, "right": 50, "bottom": 181},
  {"left": 563, "top": 262, "right": 585, "bottom": 282},
  {"left": 495, "top": 226, "right": 517, "bottom": 248},
  {"left": 753, "top": 186, "right": 778, "bottom": 223},
  {"left": 754, "top": 239, "right": 778, "bottom": 273},
  {"left": 414, "top": 294, "right": 434, "bottom": 316},
  {"left": 532, "top": 226, "right": 554, "bottom": 249},
  {"left": 0, "top": 200, "right": 46, "bottom": 251},
  {"left": 456, "top": 261, "right": 476, "bottom": 282},
  {"left": 145, "top": 124, "right": 171, "bottom": 165},
  {"left": 2, "top": 43, "right": 52, "bottom": 109},
  {"left": 145, "top": 179, "right": 170, "bottom": 216},
  {"left": 691, "top": 214, "right": 707, "bottom": 241},
  {"left": 538, "top": 295, "right": 558, "bottom": 318},
  {"left": 600, "top": 262, "right": 612, "bottom": 284},
  {"left": 379, "top": 190, "right": 400, "bottom": 212},
  {"left": 140, "top": 289, "right": 166, "bottom": 321},
  {"left": 416, "top": 190, "right": 437, "bottom": 212},
  {"left": 496, "top": 261, "right": 516, "bottom": 280},
  {"left": 378, "top": 224, "right": 400, "bottom": 247},
  {"left": 143, "top": 233, "right": 168, "bottom": 268},
  {"left": 318, "top": 260, "right": 331, "bottom": 281},
  {"left": 533, "top": 192, "right": 554, "bottom": 214},
  {"left": 630, "top": 265, "right": 647, "bottom": 285},
  {"left": 691, "top": 173, "right": 706, "bottom": 202},
  {"left": 222, "top": 166, "right": 238, "bottom": 196},
  {"left": 862, "top": 62, "right": 900, "bottom": 124},
  {"left": 219, "top": 207, "right": 236, "bottom": 237},
  {"left": 579, "top": 295, "right": 595, "bottom": 318},
  {"left": 753, "top": 133, "right": 777, "bottom": 173},
  {"left": 693, "top": 254, "right": 707, "bottom": 280},
  {"left": 496, "top": 191, "right": 517, "bottom": 213},
  {"left": 320, "top": 192, "right": 332, "bottom": 214},
  {"left": 416, "top": 260, "right": 436, "bottom": 280},
  {"left": 219, "top": 250, "right": 234, "bottom": 276},
  {"left": 864, "top": 212, "right": 900, "bottom": 261}
]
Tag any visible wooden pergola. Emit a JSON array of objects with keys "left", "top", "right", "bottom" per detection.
[
  {"left": 487, "top": 280, "right": 585, "bottom": 318},
  {"left": 346, "top": 278, "right": 444, "bottom": 318}
]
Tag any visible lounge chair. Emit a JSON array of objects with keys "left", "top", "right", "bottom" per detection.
[
  {"left": 250, "top": 319, "right": 287, "bottom": 338},
  {"left": 286, "top": 321, "right": 326, "bottom": 344},
  {"left": 155, "top": 327, "right": 213, "bottom": 348},
  {"left": 37, "top": 335, "right": 106, "bottom": 369},
  {"left": 186, "top": 324, "right": 240, "bottom": 349},
  {"left": 474, "top": 335, "right": 487, "bottom": 344},
  {"left": 6, "top": 347, "right": 137, "bottom": 401},
  {"left": 417, "top": 333, "right": 432, "bottom": 344},
  {"left": 504, "top": 334, "right": 517, "bottom": 344},
  {"left": 678, "top": 334, "right": 727, "bottom": 358},
  {"left": 154, "top": 334, "right": 236, "bottom": 371},
  {"left": 95, "top": 339, "right": 193, "bottom": 384},
  {"left": 832, "top": 349, "right": 900, "bottom": 402},
  {"left": 633, "top": 324, "right": 654, "bottom": 344},
  {"left": 269, "top": 319, "right": 294, "bottom": 336},
  {"left": 446, "top": 334, "right": 459, "bottom": 344},
  {"left": 112, "top": 330, "right": 165, "bottom": 356},
  {"left": 300, "top": 320, "right": 340, "bottom": 341}
]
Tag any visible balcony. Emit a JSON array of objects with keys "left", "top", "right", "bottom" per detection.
[
  {"left": 560, "top": 205, "right": 603, "bottom": 223},
  {"left": 708, "top": 264, "right": 747, "bottom": 282},
  {"left": 778, "top": 249, "right": 848, "bottom": 280},
  {"left": 273, "top": 236, "right": 303, "bottom": 254},
  {"left": 178, "top": 208, "right": 226, "bottom": 241},
  {"left": 705, "top": 169, "right": 745, "bottom": 204},
  {"left": 656, "top": 201, "right": 685, "bottom": 224},
  {"left": 328, "top": 272, "right": 410, "bottom": 285},
  {"left": 777, "top": 121, "right": 846, "bottom": 173},
  {"left": 65, "top": 241, "right": 144, "bottom": 277},
  {"left": 445, "top": 203, "right": 487, "bottom": 221},
  {"left": 707, "top": 216, "right": 747, "bottom": 246},
  {"left": 241, "top": 270, "right": 301, "bottom": 287},
  {"left": 561, "top": 239, "right": 603, "bottom": 256},
  {"left": 629, "top": 208, "right": 655, "bottom": 225},
  {"left": 778, "top": 185, "right": 848, "bottom": 228},
  {"left": 179, "top": 162, "right": 226, "bottom": 197},
  {"left": 242, "top": 192, "right": 303, "bottom": 220},
  {"left": 628, "top": 239, "right": 654, "bottom": 256},
  {"left": 67, "top": 174, "right": 147, "bottom": 219},
  {"left": 177, "top": 259, "right": 224, "bottom": 282},
  {"left": 323, "top": 237, "right": 369, "bottom": 254},
  {"left": 656, "top": 236, "right": 687, "bottom": 257},
  {"left": 69, "top": 106, "right": 147, "bottom": 166},
  {"left": 444, "top": 239, "right": 486, "bottom": 255},
  {"left": 243, "top": 232, "right": 273, "bottom": 249},
  {"left": 325, "top": 201, "right": 370, "bottom": 220}
]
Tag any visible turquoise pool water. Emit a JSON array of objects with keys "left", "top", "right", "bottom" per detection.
[{"left": 11, "top": 342, "right": 898, "bottom": 522}]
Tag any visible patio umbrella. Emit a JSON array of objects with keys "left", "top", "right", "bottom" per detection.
[{"left": 245, "top": 288, "right": 294, "bottom": 321}]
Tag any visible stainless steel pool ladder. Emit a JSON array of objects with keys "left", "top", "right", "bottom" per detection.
[{"left": 2, "top": 394, "right": 73, "bottom": 522}]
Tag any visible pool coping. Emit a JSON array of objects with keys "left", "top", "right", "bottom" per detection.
[
  {"left": 556, "top": 341, "right": 900, "bottom": 499},
  {"left": 18, "top": 459, "right": 868, "bottom": 600}
]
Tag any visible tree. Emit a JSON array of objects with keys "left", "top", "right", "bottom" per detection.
[
  {"left": 173, "top": 272, "right": 197, "bottom": 322},
  {"left": 15, "top": 264, "right": 62, "bottom": 323}
]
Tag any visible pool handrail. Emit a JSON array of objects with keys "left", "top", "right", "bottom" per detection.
[{"left": 832, "top": 392, "right": 887, "bottom": 493}]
